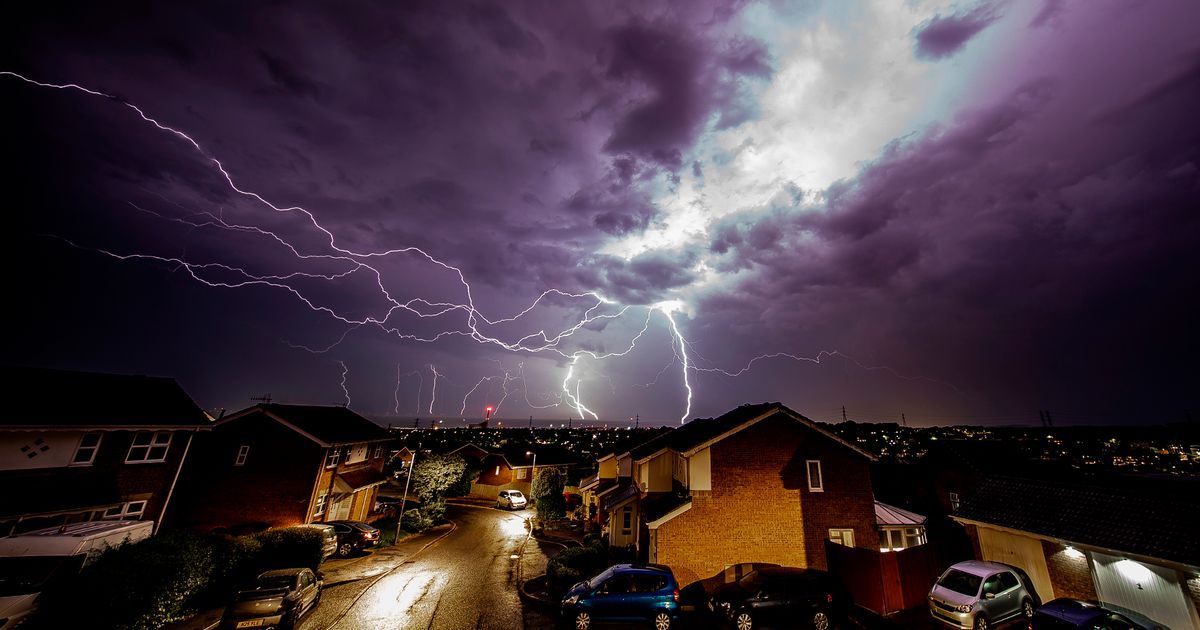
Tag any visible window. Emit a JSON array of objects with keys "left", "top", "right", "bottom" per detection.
[
  {"left": 125, "top": 432, "right": 172, "bottom": 463},
  {"left": 234, "top": 445, "right": 250, "bottom": 466},
  {"left": 621, "top": 507, "right": 632, "bottom": 534},
  {"left": 325, "top": 447, "right": 341, "bottom": 468},
  {"left": 313, "top": 492, "right": 328, "bottom": 518},
  {"left": 102, "top": 501, "right": 147, "bottom": 520},
  {"left": 598, "top": 575, "right": 633, "bottom": 595},
  {"left": 71, "top": 432, "right": 103, "bottom": 465},
  {"left": 829, "top": 528, "right": 855, "bottom": 547},
  {"left": 372, "top": 444, "right": 384, "bottom": 459},
  {"left": 494, "top": 465, "right": 501, "bottom": 476},
  {"left": 806, "top": 460, "right": 823, "bottom": 492},
  {"left": 632, "top": 575, "right": 667, "bottom": 592},
  {"left": 516, "top": 468, "right": 527, "bottom": 479},
  {"left": 948, "top": 491, "right": 960, "bottom": 511},
  {"left": 982, "top": 575, "right": 1003, "bottom": 597},
  {"left": 997, "top": 572, "right": 1019, "bottom": 592}
]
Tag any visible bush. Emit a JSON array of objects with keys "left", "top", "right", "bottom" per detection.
[
  {"left": 532, "top": 467, "right": 566, "bottom": 519},
  {"left": 401, "top": 508, "right": 433, "bottom": 533},
  {"left": 32, "top": 526, "right": 326, "bottom": 630},
  {"left": 545, "top": 540, "right": 608, "bottom": 595},
  {"left": 412, "top": 454, "right": 470, "bottom": 502},
  {"left": 421, "top": 497, "right": 447, "bottom": 524}
]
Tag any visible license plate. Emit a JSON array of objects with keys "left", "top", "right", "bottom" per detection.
[{"left": 236, "top": 620, "right": 264, "bottom": 628}]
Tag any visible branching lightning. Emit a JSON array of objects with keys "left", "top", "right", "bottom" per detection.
[{"left": 4, "top": 70, "right": 961, "bottom": 423}]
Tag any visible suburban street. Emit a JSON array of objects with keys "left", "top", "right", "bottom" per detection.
[{"left": 298, "top": 503, "right": 561, "bottom": 630}]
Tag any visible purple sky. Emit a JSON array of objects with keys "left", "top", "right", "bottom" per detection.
[{"left": 4, "top": 0, "right": 1199, "bottom": 426}]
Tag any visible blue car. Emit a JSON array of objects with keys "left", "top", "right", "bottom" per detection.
[
  {"left": 1031, "top": 598, "right": 1166, "bottom": 630},
  {"left": 561, "top": 563, "right": 681, "bottom": 629}
]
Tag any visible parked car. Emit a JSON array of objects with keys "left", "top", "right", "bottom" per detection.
[
  {"left": 326, "top": 520, "right": 380, "bottom": 557},
  {"left": 0, "top": 520, "right": 153, "bottom": 630},
  {"left": 497, "top": 489, "right": 527, "bottom": 510},
  {"left": 561, "top": 563, "right": 681, "bottom": 629},
  {"left": 928, "top": 560, "right": 1037, "bottom": 630},
  {"left": 1031, "top": 598, "right": 1166, "bottom": 630},
  {"left": 678, "top": 563, "right": 780, "bottom": 614},
  {"left": 219, "top": 568, "right": 322, "bottom": 630},
  {"left": 299, "top": 524, "right": 338, "bottom": 560},
  {"left": 708, "top": 566, "right": 849, "bottom": 630}
]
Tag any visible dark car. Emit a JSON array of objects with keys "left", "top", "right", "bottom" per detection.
[
  {"left": 219, "top": 568, "right": 322, "bottom": 630},
  {"left": 678, "top": 563, "right": 780, "bottom": 614},
  {"left": 1032, "top": 599, "right": 1167, "bottom": 630},
  {"left": 561, "top": 563, "right": 681, "bottom": 629},
  {"left": 709, "top": 567, "right": 849, "bottom": 630},
  {"left": 326, "top": 520, "right": 380, "bottom": 557}
]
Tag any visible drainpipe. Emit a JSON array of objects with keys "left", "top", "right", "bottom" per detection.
[{"left": 157, "top": 430, "right": 195, "bottom": 534}]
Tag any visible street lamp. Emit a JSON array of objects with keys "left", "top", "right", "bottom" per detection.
[
  {"left": 396, "top": 443, "right": 420, "bottom": 544},
  {"left": 526, "top": 450, "right": 537, "bottom": 488}
]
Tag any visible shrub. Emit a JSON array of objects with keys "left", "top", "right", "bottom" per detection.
[
  {"left": 401, "top": 508, "right": 433, "bottom": 532},
  {"left": 545, "top": 541, "right": 607, "bottom": 595},
  {"left": 412, "top": 454, "right": 470, "bottom": 502},
  {"left": 532, "top": 467, "right": 566, "bottom": 519},
  {"left": 251, "top": 526, "right": 325, "bottom": 572}
]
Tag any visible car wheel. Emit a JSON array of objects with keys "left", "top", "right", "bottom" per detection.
[
  {"left": 735, "top": 611, "right": 754, "bottom": 630},
  {"left": 975, "top": 615, "right": 990, "bottom": 630},
  {"left": 652, "top": 611, "right": 671, "bottom": 630},
  {"left": 338, "top": 542, "right": 353, "bottom": 557},
  {"left": 1022, "top": 599, "right": 1035, "bottom": 618},
  {"left": 812, "top": 610, "right": 830, "bottom": 630},
  {"left": 574, "top": 611, "right": 591, "bottom": 630}
]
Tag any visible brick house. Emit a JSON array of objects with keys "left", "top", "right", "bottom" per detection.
[
  {"left": 453, "top": 443, "right": 573, "bottom": 500},
  {"left": 598, "top": 402, "right": 879, "bottom": 585},
  {"left": 172, "top": 404, "right": 391, "bottom": 530},
  {"left": 0, "top": 367, "right": 211, "bottom": 535},
  {"left": 954, "top": 475, "right": 1200, "bottom": 630}
]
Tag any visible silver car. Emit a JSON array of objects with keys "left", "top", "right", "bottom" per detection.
[
  {"left": 929, "top": 560, "right": 1037, "bottom": 629},
  {"left": 497, "top": 489, "right": 527, "bottom": 509}
]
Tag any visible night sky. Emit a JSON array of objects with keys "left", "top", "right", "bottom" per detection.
[{"left": 4, "top": 1, "right": 1198, "bottom": 426}]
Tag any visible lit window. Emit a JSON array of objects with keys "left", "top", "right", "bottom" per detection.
[
  {"left": 806, "top": 460, "right": 823, "bottom": 492},
  {"left": 516, "top": 468, "right": 527, "bottom": 479},
  {"left": 495, "top": 466, "right": 501, "bottom": 476},
  {"left": 325, "top": 447, "right": 341, "bottom": 468},
  {"left": 235, "top": 445, "right": 250, "bottom": 466},
  {"left": 313, "top": 492, "right": 328, "bottom": 517},
  {"left": 126, "top": 432, "right": 172, "bottom": 463},
  {"left": 103, "top": 500, "right": 147, "bottom": 520},
  {"left": 829, "top": 528, "right": 855, "bottom": 547},
  {"left": 72, "top": 432, "right": 103, "bottom": 465}
]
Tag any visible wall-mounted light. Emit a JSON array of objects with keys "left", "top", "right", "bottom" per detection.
[{"left": 1063, "top": 545, "right": 1085, "bottom": 560}]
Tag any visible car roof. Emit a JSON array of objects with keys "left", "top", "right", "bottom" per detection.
[
  {"left": 1037, "top": 599, "right": 1107, "bottom": 624},
  {"left": 259, "top": 568, "right": 306, "bottom": 579},
  {"left": 946, "top": 560, "right": 1012, "bottom": 577},
  {"left": 612, "top": 563, "right": 673, "bottom": 575}
]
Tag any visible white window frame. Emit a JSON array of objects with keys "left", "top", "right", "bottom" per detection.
[
  {"left": 235, "top": 445, "right": 250, "bottom": 466},
  {"left": 71, "top": 432, "right": 103, "bottom": 466},
  {"left": 313, "top": 491, "right": 328, "bottom": 518},
  {"left": 125, "top": 431, "right": 172, "bottom": 464},
  {"left": 621, "top": 506, "right": 633, "bottom": 534},
  {"left": 516, "top": 468, "right": 527, "bottom": 479},
  {"left": 948, "top": 491, "right": 960, "bottom": 511},
  {"left": 806, "top": 459, "right": 824, "bottom": 492},
  {"left": 829, "top": 528, "right": 855, "bottom": 547},
  {"left": 325, "top": 447, "right": 341, "bottom": 469},
  {"left": 103, "top": 500, "right": 147, "bottom": 520},
  {"left": 372, "top": 444, "right": 384, "bottom": 459}
]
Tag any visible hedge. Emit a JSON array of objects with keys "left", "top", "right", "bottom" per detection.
[
  {"left": 545, "top": 540, "right": 609, "bottom": 596},
  {"left": 32, "top": 526, "right": 326, "bottom": 630}
]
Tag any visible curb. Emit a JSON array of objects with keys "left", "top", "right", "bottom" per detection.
[{"left": 518, "top": 573, "right": 559, "bottom": 608}]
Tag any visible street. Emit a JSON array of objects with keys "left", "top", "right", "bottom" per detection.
[{"left": 298, "top": 503, "right": 562, "bottom": 630}]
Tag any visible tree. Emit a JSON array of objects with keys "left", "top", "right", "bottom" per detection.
[
  {"left": 412, "top": 454, "right": 469, "bottom": 502},
  {"left": 531, "top": 466, "right": 566, "bottom": 519}
]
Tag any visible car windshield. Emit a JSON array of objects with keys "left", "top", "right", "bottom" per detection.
[
  {"left": 938, "top": 569, "right": 982, "bottom": 597},
  {"left": 0, "top": 555, "right": 76, "bottom": 596},
  {"left": 509, "top": 491, "right": 524, "bottom": 498},
  {"left": 587, "top": 568, "right": 615, "bottom": 589},
  {"left": 737, "top": 571, "right": 766, "bottom": 590},
  {"left": 256, "top": 576, "right": 295, "bottom": 590}
]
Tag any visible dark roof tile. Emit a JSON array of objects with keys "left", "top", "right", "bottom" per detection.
[
  {"left": 0, "top": 367, "right": 210, "bottom": 428},
  {"left": 255, "top": 404, "right": 390, "bottom": 445}
]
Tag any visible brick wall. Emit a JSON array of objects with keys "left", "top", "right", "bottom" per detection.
[
  {"left": 1041, "top": 541, "right": 1096, "bottom": 601},
  {"left": 475, "top": 454, "right": 513, "bottom": 486},
  {"left": 796, "top": 428, "right": 879, "bottom": 569},
  {"left": 655, "top": 414, "right": 876, "bottom": 584}
]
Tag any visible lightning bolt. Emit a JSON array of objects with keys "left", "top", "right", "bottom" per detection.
[
  {"left": 338, "top": 360, "right": 351, "bottom": 407},
  {"left": 4, "top": 70, "right": 961, "bottom": 423}
]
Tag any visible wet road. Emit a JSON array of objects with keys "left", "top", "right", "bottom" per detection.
[{"left": 300, "top": 503, "right": 561, "bottom": 630}]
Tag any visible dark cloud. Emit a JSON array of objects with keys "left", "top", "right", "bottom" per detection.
[{"left": 913, "top": 4, "right": 1001, "bottom": 60}]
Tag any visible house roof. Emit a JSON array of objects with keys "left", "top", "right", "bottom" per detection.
[
  {"left": 0, "top": 366, "right": 210, "bottom": 429},
  {"left": 336, "top": 467, "right": 390, "bottom": 493},
  {"left": 628, "top": 402, "right": 874, "bottom": 462},
  {"left": 496, "top": 445, "right": 576, "bottom": 468},
  {"left": 954, "top": 475, "right": 1200, "bottom": 568},
  {"left": 222, "top": 404, "right": 390, "bottom": 446},
  {"left": 875, "top": 501, "right": 927, "bottom": 527}
]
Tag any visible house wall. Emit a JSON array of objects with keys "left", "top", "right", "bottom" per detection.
[
  {"left": 1041, "top": 540, "right": 1097, "bottom": 601},
  {"left": 112, "top": 430, "right": 197, "bottom": 527},
  {"left": 476, "top": 454, "right": 513, "bottom": 486},
  {"left": 598, "top": 457, "right": 617, "bottom": 479},
  {"left": 654, "top": 415, "right": 875, "bottom": 584},
  {"left": 638, "top": 452, "right": 673, "bottom": 492},
  {"left": 617, "top": 455, "right": 631, "bottom": 477},
  {"left": 609, "top": 499, "right": 638, "bottom": 548},
  {"left": 171, "top": 413, "right": 322, "bottom": 530},
  {"left": 687, "top": 448, "right": 711, "bottom": 491},
  {"left": 0, "top": 431, "right": 85, "bottom": 469},
  {"left": 313, "top": 447, "right": 388, "bottom": 523}
]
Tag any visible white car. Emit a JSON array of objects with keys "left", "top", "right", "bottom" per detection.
[{"left": 496, "top": 490, "right": 527, "bottom": 510}]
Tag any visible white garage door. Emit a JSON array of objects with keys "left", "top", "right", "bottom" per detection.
[
  {"left": 977, "top": 527, "right": 1055, "bottom": 603},
  {"left": 1092, "top": 551, "right": 1198, "bottom": 630}
]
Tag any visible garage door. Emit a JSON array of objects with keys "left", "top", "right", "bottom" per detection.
[
  {"left": 1092, "top": 551, "right": 1198, "bottom": 630},
  {"left": 977, "top": 527, "right": 1055, "bottom": 603}
]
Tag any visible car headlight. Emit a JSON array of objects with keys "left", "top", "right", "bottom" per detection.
[
  {"left": 956, "top": 603, "right": 973, "bottom": 613},
  {"left": 564, "top": 595, "right": 579, "bottom": 606}
]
